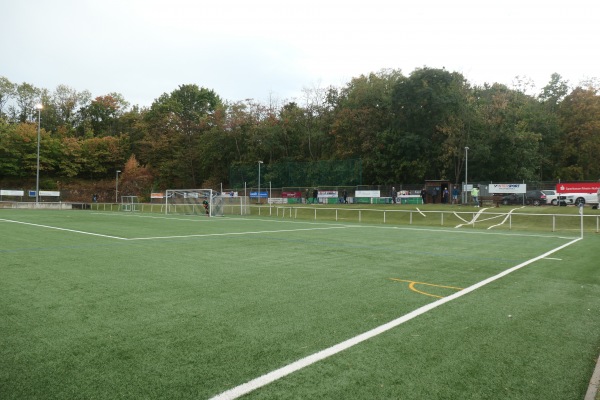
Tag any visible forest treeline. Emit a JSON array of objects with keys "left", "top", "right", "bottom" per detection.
[{"left": 1, "top": 67, "right": 599, "bottom": 194}]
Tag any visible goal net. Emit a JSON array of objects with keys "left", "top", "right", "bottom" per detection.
[
  {"left": 121, "top": 196, "right": 140, "bottom": 212},
  {"left": 165, "top": 189, "right": 224, "bottom": 217}
]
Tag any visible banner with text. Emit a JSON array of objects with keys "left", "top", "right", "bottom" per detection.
[
  {"left": 489, "top": 184, "right": 526, "bottom": 194},
  {"left": 556, "top": 182, "right": 600, "bottom": 193}
]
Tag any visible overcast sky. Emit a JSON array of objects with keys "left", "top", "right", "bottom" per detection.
[{"left": 2, "top": 0, "right": 599, "bottom": 107}]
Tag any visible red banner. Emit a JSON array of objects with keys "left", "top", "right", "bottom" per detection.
[
  {"left": 281, "top": 191, "right": 302, "bottom": 198},
  {"left": 555, "top": 183, "right": 600, "bottom": 193}
]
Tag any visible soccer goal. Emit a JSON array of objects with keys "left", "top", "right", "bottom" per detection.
[
  {"left": 121, "top": 196, "right": 140, "bottom": 212},
  {"left": 165, "top": 189, "right": 224, "bottom": 217}
]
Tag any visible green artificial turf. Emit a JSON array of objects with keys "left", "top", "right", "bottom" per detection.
[{"left": 1, "top": 209, "right": 599, "bottom": 399}]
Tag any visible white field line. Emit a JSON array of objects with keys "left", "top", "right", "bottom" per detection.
[
  {"left": 128, "top": 226, "right": 350, "bottom": 240},
  {"left": 0, "top": 218, "right": 127, "bottom": 240},
  {"left": 209, "top": 237, "right": 582, "bottom": 400},
  {"left": 415, "top": 208, "right": 426, "bottom": 217},
  {"left": 370, "top": 224, "right": 577, "bottom": 240},
  {"left": 92, "top": 212, "right": 347, "bottom": 227}
]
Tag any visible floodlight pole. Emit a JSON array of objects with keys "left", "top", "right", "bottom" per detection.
[
  {"left": 257, "top": 161, "right": 263, "bottom": 204},
  {"left": 464, "top": 146, "right": 469, "bottom": 204},
  {"left": 115, "top": 170, "right": 121, "bottom": 203},
  {"left": 35, "top": 104, "right": 43, "bottom": 206}
]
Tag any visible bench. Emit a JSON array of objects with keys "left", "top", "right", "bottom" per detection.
[{"left": 479, "top": 195, "right": 503, "bottom": 207}]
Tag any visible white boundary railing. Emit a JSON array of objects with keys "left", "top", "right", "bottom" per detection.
[{"left": 253, "top": 205, "right": 600, "bottom": 234}]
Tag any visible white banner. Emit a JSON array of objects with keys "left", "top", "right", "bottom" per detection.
[
  {"left": 489, "top": 184, "right": 526, "bottom": 194},
  {"left": 355, "top": 190, "right": 381, "bottom": 197},
  {"left": 318, "top": 190, "right": 338, "bottom": 198},
  {"left": 40, "top": 191, "right": 60, "bottom": 197},
  {"left": 0, "top": 190, "right": 24, "bottom": 196}
]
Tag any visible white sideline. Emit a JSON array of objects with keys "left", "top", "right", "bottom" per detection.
[
  {"left": 128, "top": 226, "right": 350, "bottom": 240},
  {"left": 209, "top": 237, "right": 582, "bottom": 400},
  {"left": 0, "top": 218, "right": 127, "bottom": 240}
]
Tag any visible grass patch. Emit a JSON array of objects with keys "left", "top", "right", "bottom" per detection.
[{"left": 1, "top": 209, "right": 599, "bottom": 399}]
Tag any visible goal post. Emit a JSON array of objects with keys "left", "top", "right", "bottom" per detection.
[
  {"left": 165, "top": 189, "right": 251, "bottom": 217},
  {"left": 121, "top": 196, "right": 140, "bottom": 212},
  {"left": 165, "top": 189, "right": 219, "bottom": 216}
]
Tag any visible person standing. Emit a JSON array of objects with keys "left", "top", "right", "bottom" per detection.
[
  {"left": 312, "top": 188, "right": 318, "bottom": 204},
  {"left": 420, "top": 188, "right": 427, "bottom": 204},
  {"left": 452, "top": 186, "right": 459, "bottom": 205},
  {"left": 442, "top": 188, "right": 449, "bottom": 204},
  {"left": 343, "top": 189, "right": 348, "bottom": 204},
  {"left": 390, "top": 187, "right": 397, "bottom": 204},
  {"left": 305, "top": 189, "right": 310, "bottom": 204},
  {"left": 471, "top": 186, "right": 480, "bottom": 207}
]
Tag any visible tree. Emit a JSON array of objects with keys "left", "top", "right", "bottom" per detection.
[
  {"left": 140, "top": 84, "right": 222, "bottom": 187},
  {"left": 83, "top": 93, "right": 129, "bottom": 137},
  {"left": 0, "top": 76, "right": 16, "bottom": 119},
  {"left": 120, "top": 154, "right": 154, "bottom": 199},
  {"left": 470, "top": 83, "right": 542, "bottom": 181},
  {"left": 330, "top": 69, "right": 402, "bottom": 183},
  {"left": 556, "top": 86, "right": 600, "bottom": 180},
  {"left": 390, "top": 68, "right": 471, "bottom": 183},
  {"left": 10, "top": 82, "right": 40, "bottom": 123}
]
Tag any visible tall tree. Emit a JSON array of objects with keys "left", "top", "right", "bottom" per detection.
[
  {"left": 556, "top": 86, "right": 600, "bottom": 180},
  {"left": 470, "top": 83, "right": 542, "bottom": 182},
  {"left": 390, "top": 68, "right": 470, "bottom": 183},
  {"left": 330, "top": 69, "right": 402, "bottom": 183},
  {"left": 0, "top": 76, "right": 16, "bottom": 119},
  {"left": 140, "top": 84, "right": 222, "bottom": 187}
]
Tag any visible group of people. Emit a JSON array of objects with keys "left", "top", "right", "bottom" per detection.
[{"left": 418, "top": 186, "right": 480, "bottom": 206}]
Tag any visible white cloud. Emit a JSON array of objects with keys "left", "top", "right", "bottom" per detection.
[{"left": 2, "top": 0, "right": 599, "bottom": 107}]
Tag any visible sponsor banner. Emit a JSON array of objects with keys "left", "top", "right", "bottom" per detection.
[
  {"left": 250, "top": 191, "right": 268, "bottom": 198},
  {"left": 489, "top": 184, "right": 526, "bottom": 194},
  {"left": 151, "top": 192, "right": 164, "bottom": 199},
  {"left": 556, "top": 182, "right": 600, "bottom": 193},
  {"left": 0, "top": 190, "right": 24, "bottom": 196},
  {"left": 318, "top": 190, "right": 338, "bottom": 198},
  {"left": 355, "top": 190, "right": 381, "bottom": 198},
  {"left": 40, "top": 191, "right": 60, "bottom": 197},
  {"left": 29, "top": 190, "right": 60, "bottom": 197},
  {"left": 268, "top": 198, "right": 286, "bottom": 204},
  {"left": 281, "top": 191, "right": 302, "bottom": 198}
]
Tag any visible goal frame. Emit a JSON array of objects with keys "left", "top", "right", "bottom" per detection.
[
  {"left": 121, "top": 196, "right": 140, "bottom": 212},
  {"left": 164, "top": 189, "right": 222, "bottom": 217}
]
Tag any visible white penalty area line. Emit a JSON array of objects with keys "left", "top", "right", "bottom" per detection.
[
  {"left": 0, "top": 218, "right": 127, "bottom": 240},
  {"left": 127, "top": 226, "right": 351, "bottom": 240},
  {"left": 209, "top": 236, "right": 582, "bottom": 400}
]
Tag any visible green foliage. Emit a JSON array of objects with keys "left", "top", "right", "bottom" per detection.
[{"left": 0, "top": 70, "right": 599, "bottom": 190}]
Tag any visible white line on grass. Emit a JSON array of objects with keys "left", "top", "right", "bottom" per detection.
[
  {"left": 209, "top": 237, "right": 582, "bottom": 400},
  {"left": 360, "top": 224, "right": 578, "bottom": 240},
  {"left": 0, "top": 218, "right": 127, "bottom": 240},
  {"left": 127, "top": 226, "right": 350, "bottom": 240}
]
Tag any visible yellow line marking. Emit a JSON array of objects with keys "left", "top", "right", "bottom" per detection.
[{"left": 389, "top": 278, "right": 464, "bottom": 299}]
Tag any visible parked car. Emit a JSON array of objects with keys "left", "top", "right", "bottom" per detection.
[
  {"left": 501, "top": 190, "right": 548, "bottom": 206},
  {"left": 541, "top": 189, "right": 559, "bottom": 206},
  {"left": 557, "top": 191, "right": 600, "bottom": 206}
]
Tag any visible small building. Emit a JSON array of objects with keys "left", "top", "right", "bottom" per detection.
[{"left": 424, "top": 180, "right": 453, "bottom": 204}]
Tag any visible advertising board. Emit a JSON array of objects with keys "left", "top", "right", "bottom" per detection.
[
  {"left": 555, "top": 182, "right": 600, "bottom": 193},
  {"left": 489, "top": 184, "right": 526, "bottom": 194},
  {"left": 355, "top": 190, "right": 380, "bottom": 198}
]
